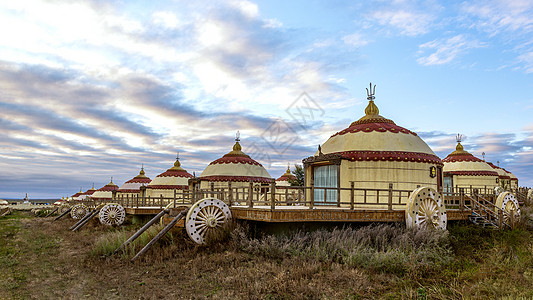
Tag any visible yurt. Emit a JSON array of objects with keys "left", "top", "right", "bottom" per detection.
[
  {"left": 442, "top": 138, "right": 498, "bottom": 193},
  {"left": 70, "top": 189, "right": 84, "bottom": 202},
  {"left": 145, "top": 155, "right": 193, "bottom": 199},
  {"left": 116, "top": 167, "right": 151, "bottom": 200},
  {"left": 90, "top": 179, "right": 119, "bottom": 201},
  {"left": 275, "top": 166, "right": 296, "bottom": 187},
  {"left": 487, "top": 162, "right": 511, "bottom": 190},
  {"left": 504, "top": 169, "right": 519, "bottom": 190},
  {"left": 77, "top": 185, "right": 96, "bottom": 201},
  {"left": 303, "top": 84, "right": 443, "bottom": 209},
  {"left": 197, "top": 135, "right": 273, "bottom": 189}
]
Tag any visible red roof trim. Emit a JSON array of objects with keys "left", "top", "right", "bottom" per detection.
[
  {"left": 97, "top": 185, "right": 118, "bottom": 192},
  {"left": 276, "top": 175, "right": 296, "bottom": 181},
  {"left": 125, "top": 177, "right": 152, "bottom": 184},
  {"left": 146, "top": 185, "right": 189, "bottom": 190},
  {"left": 443, "top": 153, "right": 483, "bottom": 163},
  {"left": 444, "top": 170, "right": 499, "bottom": 176},
  {"left": 200, "top": 175, "right": 274, "bottom": 183},
  {"left": 209, "top": 156, "right": 262, "bottom": 166},
  {"left": 332, "top": 150, "right": 443, "bottom": 166},
  {"left": 332, "top": 122, "right": 417, "bottom": 137},
  {"left": 156, "top": 170, "right": 193, "bottom": 178}
]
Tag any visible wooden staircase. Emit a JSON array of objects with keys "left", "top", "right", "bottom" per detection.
[{"left": 464, "top": 194, "right": 512, "bottom": 230}]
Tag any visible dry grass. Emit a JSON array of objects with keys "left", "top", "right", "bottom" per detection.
[{"left": 1, "top": 209, "right": 533, "bottom": 299}]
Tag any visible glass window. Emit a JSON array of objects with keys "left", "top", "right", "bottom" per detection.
[
  {"left": 313, "top": 165, "right": 338, "bottom": 204},
  {"left": 443, "top": 176, "right": 453, "bottom": 193}
]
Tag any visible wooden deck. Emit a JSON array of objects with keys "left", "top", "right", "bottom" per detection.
[{"left": 110, "top": 184, "right": 482, "bottom": 225}]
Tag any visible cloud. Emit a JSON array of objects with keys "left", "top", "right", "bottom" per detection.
[
  {"left": 366, "top": 1, "right": 442, "bottom": 37},
  {"left": 417, "top": 35, "right": 486, "bottom": 66}
]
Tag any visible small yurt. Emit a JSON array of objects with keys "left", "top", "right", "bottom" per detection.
[
  {"left": 504, "top": 169, "right": 519, "bottom": 190},
  {"left": 487, "top": 162, "right": 511, "bottom": 190},
  {"left": 442, "top": 138, "right": 498, "bottom": 193},
  {"left": 77, "top": 186, "right": 96, "bottom": 201},
  {"left": 116, "top": 167, "right": 151, "bottom": 200},
  {"left": 275, "top": 166, "right": 296, "bottom": 187},
  {"left": 145, "top": 155, "right": 193, "bottom": 199},
  {"left": 303, "top": 84, "right": 443, "bottom": 208},
  {"left": 90, "top": 179, "right": 119, "bottom": 201},
  {"left": 71, "top": 189, "right": 83, "bottom": 200},
  {"left": 198, "top": 135, "right": 273, "bottom": 190}
]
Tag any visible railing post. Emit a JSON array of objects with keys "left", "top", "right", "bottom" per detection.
[
  {"left": 160, "top": 195, "right": 163, "bottom": 209},
  {"left": 228, "top": 182, "right": 232, "bottom": 207},
  {"left": 310, "top": 183, "right": 314, "bottom": 209},
  {"left": 248, "top": 181, "right": 253, "bottom": 208},
  {"left": 136, "top": 194, "right": 139, "bottom": 208},
  {"left": 388, "top": 183, "right": 393, "bottom": 211},
  {"left": 459, "top": 188, "right": 464, "bottom": 210},
  {"left": 350, "top": 182, "right": 354, "bottom": 210},
  {"left": 499, "top": 209, "right": 503, "bottom": 230},
  {"left": 270, "top": 181, "right": 275, "bottom": 210}
]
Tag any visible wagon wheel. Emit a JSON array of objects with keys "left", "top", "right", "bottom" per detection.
[
  {"left": 70, "top": 204, "right": 89, "bottom": 220},
  {"left": 185, "top": 198, "right": 232, "bottom": 244},
  {"left": 58, "top": 203, "right": 71, "bottom": 215},
  {"left": 405, "top": 187, "right": 447, "bottom": 230},
  {"left": 99, "top": 203, "right": 126, "bottom": 226},
  {"left": 495, "top": 192, "right": 520, "bottom": 224}
]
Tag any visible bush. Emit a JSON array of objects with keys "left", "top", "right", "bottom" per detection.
[{"left": 230, "top": 223, "right": 452, "bottom": 275}]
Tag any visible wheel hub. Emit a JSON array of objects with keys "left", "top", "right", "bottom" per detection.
[{"left": 206, "top": 216, "right": 218, "bottom": 227}]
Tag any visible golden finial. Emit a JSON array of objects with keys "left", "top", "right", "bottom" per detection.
[
  {"left": 233, "top": 131, "right": 242, "bottom": 152},
  {"left": 285, "top": 164, "right": 291, "bottom": 175},
  {"left": 110, "top": 176, "right": 113, "bottom": 184},
  {"left": 455, "top": 134, "right": 464, "bottom": 151},
  {"left": 364, "top": 82, "right": 379, "bottom": 116}
]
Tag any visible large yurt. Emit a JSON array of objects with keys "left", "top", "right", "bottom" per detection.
[
  {"left": 275, "top": 166, "right": 297, "bottom": 187},
  {"left": 116, "top": 167, "right": 151, "bottom": 200},
  {"left": 198, "top": 136, "right": 273, "bottom": 189},
  {"left": 145, "top": 155, "right": 193, "bottom": 199},
  {"left": 487, "top": 162, "right": 511, "bottom": 190},
  {"left": 442, "top": 139, "right": 498, "bottom": 193},
  {"left": 90, "top": 179, "right": 119, "bottom": 201},
  {"left": 303, "top": 84, "right": 443, "bottom": 209}
]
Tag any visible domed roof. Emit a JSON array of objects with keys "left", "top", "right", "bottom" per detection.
[
  {"left": 147, "top": 155, "right": 193, "bottom": 190},
  {"left": 487, "top": 162, "right": 511, "bottom": 179},
  {"left": 317, "top": 85, "right": 441, "bottom": 165},
  {"left": 90, "top": 178, "right": 119, "bottom": 199},
  {"left": 117, "top": 167, "right": 152, "bottom": 193},
  {"left": 71, "top": 188, "right": 83, "bottom": 198},
  {"left": 276, "top": 166, "right": 296, "bottom": 182},
  {"left": 199, "top": 138, "right": 272, "bottom": 183},
  {"left": 442, "top": 142, "right": 498, "bottom": 176}
]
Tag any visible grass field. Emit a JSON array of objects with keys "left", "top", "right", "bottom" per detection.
[{"left": 1, "top": 209, "right": 532, "bottom": 299}]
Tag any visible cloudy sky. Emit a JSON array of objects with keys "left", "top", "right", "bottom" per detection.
[{"left": 1, "top": 0, "right": 532, "bottom": 198}]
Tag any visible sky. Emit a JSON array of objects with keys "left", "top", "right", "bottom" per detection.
[{"left": 1, "top": 0, "right": 533, "bottom": 198}]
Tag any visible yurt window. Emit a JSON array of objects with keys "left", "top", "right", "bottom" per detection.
[
  {"left": 313, "top": 165, "right": 338, "bottom": 204},
  {"left": 443, "top": 176, "right": 453, "bottom": 194}
]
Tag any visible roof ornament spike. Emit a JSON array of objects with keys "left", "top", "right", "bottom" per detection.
[
  {"left": 456, "top": 133, "right": 463, "bottom": 143},
  {"left": 497, "top": 160, "right": 500, "bottom": 167},
  {"left": 482, "top": 152, "right": 485, "bottom": 161},
  {"left": 366, "top": 82, "right": 376, "bottom": 101},
  {"left": 235, "top": 130, "right": 240, "bottom": 142}
]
